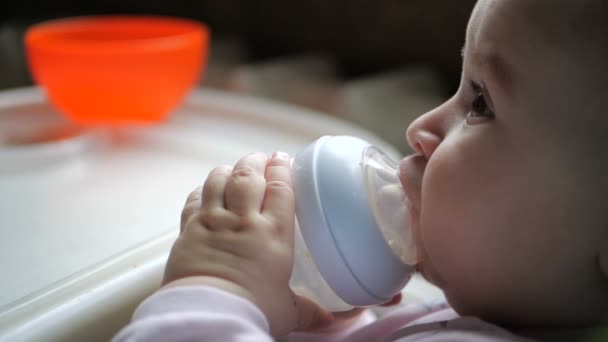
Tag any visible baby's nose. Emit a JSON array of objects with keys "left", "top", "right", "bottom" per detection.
[
  {"left": 406, "top": 113, "right": 443, "bottom": 160},
  {"left": 407, "top": 129, "right": 441, "bottom": 159}
]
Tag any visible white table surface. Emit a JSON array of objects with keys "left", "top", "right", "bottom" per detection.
[{"left": 0, "top": 87, "right": 443, "bottom": 341}]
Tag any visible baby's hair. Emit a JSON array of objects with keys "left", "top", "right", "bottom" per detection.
[
  {"left": 523, "top": 0, "right": 608, "bottom": 78},
  {"left": 518, "top": 0, "right": 608, "bottom": 192}
]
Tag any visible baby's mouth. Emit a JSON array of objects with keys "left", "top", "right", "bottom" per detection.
[
  {"left": 398, "top": 154, "right": 427, "bottom": 265},
  {"left": 398, "top": 156, "right": 445, "bottom": 286},
  {"left": 398, "top": 154, "right": 426, "bottom": 212}
]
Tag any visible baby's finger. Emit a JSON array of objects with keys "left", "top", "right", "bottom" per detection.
[
  {"left": 181, "top": 186, "right": 203, "bottom": 233},
  {"left": 293, "top": 295, "right": 334, "bottom": 332},
  {"left": 185, "top": 185, "right": 202, "bottom": 205},
  {"left": 379, "top": 292, "right": 402, "bottom": 307},
  {"left": 262, "top": 152, "right": 295, "bottom": 234},
  {"left": 202, "top": 165, "right": 232, "bottom": 211},
  {"left": 224, "top": 153, "right": 268, "bottom": 215}
]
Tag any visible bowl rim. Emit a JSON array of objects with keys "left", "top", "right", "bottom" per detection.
[{"left": 25, "top": 15, "right": 209, "bottom": 55}]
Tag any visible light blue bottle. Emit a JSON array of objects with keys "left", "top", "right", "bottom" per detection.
[{"left": 289, "top": 135, "right": 418, "bottom": 311}]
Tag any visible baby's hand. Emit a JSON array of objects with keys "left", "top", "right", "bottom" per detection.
[{"left": 162, "top": 152, "right": 333, "bottom": 337}]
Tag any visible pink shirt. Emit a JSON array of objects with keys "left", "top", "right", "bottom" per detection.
[{"left": 113, "top": 286, "right": 535, "bottom": 341}]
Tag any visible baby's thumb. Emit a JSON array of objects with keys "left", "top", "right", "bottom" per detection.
[{"left": 293, "top": 295, "right": 334, "bottom": 331}]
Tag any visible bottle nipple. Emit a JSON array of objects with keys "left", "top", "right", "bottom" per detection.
[{"left": 363, "top": 146, "right": 418, "bottom": 266}]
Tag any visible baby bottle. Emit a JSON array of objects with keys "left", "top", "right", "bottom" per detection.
[{"left": 289, "top": 135, "right": 418, "bottom": 312}]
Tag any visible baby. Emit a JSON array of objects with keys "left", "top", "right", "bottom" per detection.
[{"left": 114, "top": 0, "right": 608, "bottom": 341}]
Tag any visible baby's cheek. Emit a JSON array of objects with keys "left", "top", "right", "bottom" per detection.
[
  {"left": 418, "top": 159, "right": 489, "bottom": 283},
  {"left": 418, "top": 184, "right": 466, "bottom": 284}
]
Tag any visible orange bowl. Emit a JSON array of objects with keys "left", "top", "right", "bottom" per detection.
[{"left": 25, "top": 16, "right": 209, "bottom": 125}]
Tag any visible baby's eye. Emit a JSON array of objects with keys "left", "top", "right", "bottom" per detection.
[{"left": 467, "top": 81, "right": 495, "bottom": 123}]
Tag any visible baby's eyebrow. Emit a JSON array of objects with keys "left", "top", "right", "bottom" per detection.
[
  {"left": 464, "top": 43, "right": 512, "bottom": 93},
  {"left": 481, "top": 51, "right": 511, "bottom": 92}
]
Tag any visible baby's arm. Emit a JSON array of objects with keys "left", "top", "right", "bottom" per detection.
[{"left": 113, "top": 285, "right": 273, "bottom": 342}]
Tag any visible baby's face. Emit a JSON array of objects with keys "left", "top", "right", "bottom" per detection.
[{"left": 400, "top": 0, "right": 607, "bottom": 327}]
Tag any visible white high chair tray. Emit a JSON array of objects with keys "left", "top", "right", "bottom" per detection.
[{"left": 0, "top": 87, "right": 444, "bottom": 341}]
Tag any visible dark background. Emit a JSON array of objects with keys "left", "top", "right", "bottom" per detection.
[{"left": 1, "top": 0, "right": 475, "bottom": 91}]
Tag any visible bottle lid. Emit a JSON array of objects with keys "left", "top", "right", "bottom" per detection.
[{"left": 292, "top": 135, "right": 416, "bottom": 306}]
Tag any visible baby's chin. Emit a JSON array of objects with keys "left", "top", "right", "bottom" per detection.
[
  {"left": 410, "top": 216, "right": 441, "bottom": 288},
  {"left": 415, "top": 251, "right": 445, "bottom": 288},
  {"left": 410, "top": 212, "right": 449, "bottom": 290}
]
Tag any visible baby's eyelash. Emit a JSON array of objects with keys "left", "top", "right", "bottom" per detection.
[
  {"left": 470, "top": 81, "right": 483, "bottom": 94},
  {"left": 467, "top": 81, "right": 495, "bottom": 122}
]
